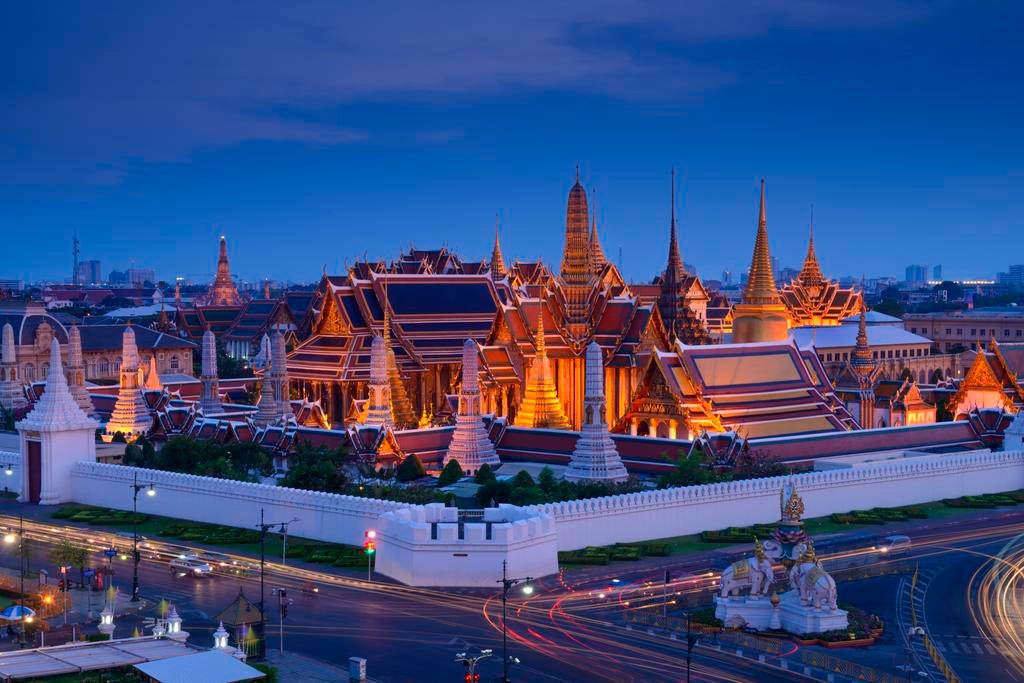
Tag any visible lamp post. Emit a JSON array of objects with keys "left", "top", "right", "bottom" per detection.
[
  {"left": 455, "top": 649, "right": 492, "bottom": 683},
  {"left": 4, "top": 516, "right": 30, "bottom": 647},
  {"left": 130, "top": 471, "right": 155, "bottom": 602},
  {"left": 904, "top": 626, "right": 926, "bottom": 683},
  {"left": 255, "top": 508, "right": 299, "bottom": 653},
  {"left": 498, "top": 560, "right": 533, "bottom": 683}
]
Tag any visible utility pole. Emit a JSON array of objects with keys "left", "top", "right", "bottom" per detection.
[
  {"left": 130, "top": 472, "right": 155, "bottom": 602},
  {"left": 272, "top": 587, "right": 291, "bottom": 654},
  {"left": 498, "top": 560, "right": 533, "bottom": 682},
  {"left": 256, "top": 508, "right": 298, "bottom": 655},
  {"left": 684, "top": 610, "right": 700, "bottom": 683}
]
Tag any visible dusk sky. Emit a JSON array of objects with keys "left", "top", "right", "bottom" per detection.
[{"left": 2, "top": 2, "right": 1022, "bottom": 285}]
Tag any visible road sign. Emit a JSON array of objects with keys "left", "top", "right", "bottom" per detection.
[
  {"left": 83, "top": 568, "right": 95, "bottom": 578},
  {"left": 104, "top": 548, "right": 117, "bottom": 558}
]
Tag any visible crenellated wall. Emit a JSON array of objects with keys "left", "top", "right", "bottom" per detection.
[
  {"left": 524, "top": 449, "right": 1024, "bottom": 550},
  {"left": 70, "top": 462, "right": 410, "bottom": 546},
  {"left": 374, "top": 503, "right": 559, "bottom": 586}
]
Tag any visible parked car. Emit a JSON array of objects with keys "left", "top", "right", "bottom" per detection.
[
  {"left": 875, "top": 534, "right": 912, "bottom": 555},
  {"left": 169, "top": 554, "right": 214, "bottom": 576}
]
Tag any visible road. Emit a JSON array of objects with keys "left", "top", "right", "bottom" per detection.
[{"left": 1, "top": 503, "right": 1024, "bottom": 681}]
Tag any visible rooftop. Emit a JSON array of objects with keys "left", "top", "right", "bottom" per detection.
[{"left": 791, "top": 325, "right": 932, "bottom": 350}]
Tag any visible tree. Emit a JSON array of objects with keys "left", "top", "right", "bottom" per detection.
[
  {"left": 437, "top": 459, "right": 464, "bottom": 488},
  {"left": 396, "top": 454, "right": 427, "bottom": 482},
  {"left": 512, "top": 470, "right": 535, "bottom": 489},
  {"left": 933, "top": 281, "right": 964, "bottom": 301},
  {"left": 280, "top": 443, "right": 348, "bottom": 492},
  {"left": 50, "top": 540, "right": 88, "bottom": 589},
  {"left": 474, "top": 463, "right": 497, "bottom": 485},
  {"left": 658, "top": 450, "right": 715, "bottom": 488},
  {"left": 731, "top": 446, "right": 789, "bottom": 480},
  {"left": 538, "top": 467, "right": 558, "bottom": 494}
]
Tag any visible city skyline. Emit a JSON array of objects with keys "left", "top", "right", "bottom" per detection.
[{"left": 2, "top": 2, "right": 1022, "bottom": 283}]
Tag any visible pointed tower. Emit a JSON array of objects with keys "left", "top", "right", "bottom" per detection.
[
  {"left": 269, "top": 328, "right": 290, "bottom": 418},
  {"left": 253, "top": 353, "right": 280, "bottom": 426},
  {"left": 363, "top": 335, "right": 393, "bottom": 427},
  {"left": 559, "top": 166, "right": 594, "bottom": 339},
  {"left": 263, "top": 280, "right": 271, "bottom": 300},
  {"left": 444, "top": 340, "right": 500, "bottom": 474},
  {"left": 588, "top": 212, "right": 607, "bottom": 276},
  {"left": 199, "top": 327, "right": 223, "bottom": 415},
  {"left": 17, "top": 339, "right": 98, "bottom": 504},
  {"left": 65, "top": 325, "right": 94, "bottom": 416},
  {"left": 143, "top": 354, "right": 162, "bottom": 391},
  {"left": 105, "top": 326, "right": 153, "bottom": 440},
  {"left": 206, "top": 236, "right": 242, "bottom": 306},
  {"left": 1, "top": 322, "right": 27, "bottom": 411},
  {"left": 732, "top": 179, "right": 790, "bottom": 343},
  {"left": 850, "top": 305, "right": 876, "bottom": 427},
  {"left": 490, "top": 216, "right": 507, "bottom": 279},
  {"left": 658, "top": 169, "right": 712, "bottom": 345},
  {"left": 381, "top": 284, "right": 416, "bottom": 428},
  {"left": 565, "top": 342, "right": 628, "bottom": 482},
  {"left": 174, "top": 280, "right": 182, "bottom": 308},
  {"left": 798, "top": 210, "right": 825, "bottom": 291},
  {"left": 514, "top": 307, "right": 570, "bottom": 430},
  {"left": 252, "top": 333, "right": 271, "bottom": 371}
]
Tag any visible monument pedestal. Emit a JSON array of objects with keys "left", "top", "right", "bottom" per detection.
[
  {"left": 714, "top": 591, "right": 848, "bottom": 635},
  {"left": 777, "top": 590, "right": 848, "bottom": 635}
]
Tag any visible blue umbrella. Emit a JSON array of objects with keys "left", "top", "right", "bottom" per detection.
[{"left": 0, "top": 605, "right": 36, "bottom": 621}]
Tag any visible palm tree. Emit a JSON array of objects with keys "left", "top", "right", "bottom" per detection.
[{"left": 49, "top": 540, "right": 89, "bottom": 589}]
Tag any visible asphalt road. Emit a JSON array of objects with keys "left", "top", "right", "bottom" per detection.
[{"left": 1, "top": 502, "right": 1024, "bottom": 682}]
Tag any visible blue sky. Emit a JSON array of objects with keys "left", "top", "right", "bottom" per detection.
[{"left": 1, "top": 2, "right": 1021, "bottom": 285}]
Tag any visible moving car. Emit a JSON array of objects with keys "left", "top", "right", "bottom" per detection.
[
  {"left": 875, "top": 534, "right": 912, "bottom": 555},
  {"left": 200, "top": 551, "right": 257, "bottom": 576},
  {"left": 169, "top": 554, "right": 214, "bottom": 576}
]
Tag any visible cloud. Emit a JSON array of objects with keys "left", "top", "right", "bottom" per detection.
[{"left": 0, "top": 1, "right": 933, "bottom": 183}]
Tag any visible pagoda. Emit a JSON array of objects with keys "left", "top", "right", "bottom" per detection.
[
  {"left": 514, "top": 309, "right": 570, "bottom": 430},
  {"left": 363, "top": 335, "right": 393, "bottom": 427},
  {"left": 833, "top": 306, "right": 881, "bottom": 428},
  {"left": 564, "top": 342, "right": 627, "bottom": 482},
  {"left": 444, "top": 340, "right": 500, "bottom": 474},
  {"left": 657, "top": 169, "right": 713, "bottom": 345},
  {"left": 0, "top": 322, "right": 27, "bottom": 411},
  {"left": 732, "top": 179, "right": 790, "bottom": 343},
  {"left": 382, "top": 293, "right": 416, "bottom": 428},
  {"left": 200, "top": 236, "right": 243, "bottom": 306},
  {"left": 105, "top": 326, "right": 153, "bottom": 440},
  {"left": 65, "top": 325, "right": 94, "bottom": 415},
  {"left": 559, "top": 166, "right": 594, "bottom": 340},
  {"left": 778, "top": 215, "right": 862, "bottom": 327},
  {"left": 199, "top": 328, "right": 223, "bottom": 415},
  {"left": 490, "top": 217, "right": 507, "bottom": 279}
]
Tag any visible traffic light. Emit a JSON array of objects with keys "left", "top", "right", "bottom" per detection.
[
  {"left": 279, "top": 589, "right": 289, "bottom": 619},
  {"left": 364, "top": 530, "right": 376, "bottom": 556},
  {"left": 464, "top": 675, "right": 471, "bottom": 683}
]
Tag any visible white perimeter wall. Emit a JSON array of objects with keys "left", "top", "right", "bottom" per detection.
[
  {"left": 70, "top": 462, "right": 412, "bottom": 546},
  {"left": 0, "top": 450, "right": 19, "bottom": 495},
  {"left": 526, "top": 449, "right": 1024, "bottom": 551}
]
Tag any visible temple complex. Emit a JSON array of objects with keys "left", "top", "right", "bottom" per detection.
[
  {"left": 732, "top": 180, "right": 790, "bottom": 343},
  {"left": 514, "top": 310, "right": 571, "bottom": 430},
  {"left": 778, "top": 219, "right": 862, "bottom": 327}
]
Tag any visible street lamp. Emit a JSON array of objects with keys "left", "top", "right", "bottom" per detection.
[
  {"left": 130, "top": 471, "right": 155, "bottom": 602},
  {"left": 255, "top": 508, "right": 299, "bottom": 654},
  {"left": 4, "top": 516, "right": 27, "bottom": 646},
  {"left": 904, "top": 626, "right": 926, "bottom": 683},
  {"left": 455, "top": 649, "right": 492, "bottom": 683},
  {"left": 497, "top": 560, "right": 533, "bottom": 683}
]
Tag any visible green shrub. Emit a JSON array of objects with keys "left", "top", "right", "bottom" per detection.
[
  {"left": 474, "top": 463, "right": 497, "bottom": 486},
  {"left": 641, "top": 543, "right": 670, "bottom": 557},
  {"left": 251, "top": 664, "right": 278, "bottom": 683},
  {"left": 610, "top": 546, "right": 642, "bottom": 561},
  {"left": 437, "top": 459, "right": 465, "bottom": 488},
  {"left": 901, "top": 507, "right": 928, "bottom": 519},
  {"left": 396, "top": 454, "right": 427, "bottom": 482},
  {"left": 285, "top": 544, "right": 314, "bottom": 559},
  {"left": 52, "top": 507, "right": 79, "bottom": 520},
  {"left": 689, "top": 607, "right": 723, "bottom": 628}
]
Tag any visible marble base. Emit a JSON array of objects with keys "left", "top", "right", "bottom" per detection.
[{"left": 714, "top": 591, "right": 848, "bottom": 635}]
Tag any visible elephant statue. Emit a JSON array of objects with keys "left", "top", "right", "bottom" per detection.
[
  {"left": 719, "top": 555, "right": 775, "bottom": 598},
  {"left": 789, "top": 560, "right": 838, "bottom": 610}
]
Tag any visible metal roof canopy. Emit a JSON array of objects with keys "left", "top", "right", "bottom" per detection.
[
  {"left": 134, "top": 650, "right": 265, "bottom": 682},
  {"left": 0, "top": 637, "right": 193, "bottom": 680}
]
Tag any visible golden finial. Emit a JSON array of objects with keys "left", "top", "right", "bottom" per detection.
[{"left": 742, "top": 178, "right": 782, "bottom": 305}]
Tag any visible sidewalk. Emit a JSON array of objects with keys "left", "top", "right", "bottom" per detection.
[{"left": 264, "top": 649, "right": 379, "bottom": 682}]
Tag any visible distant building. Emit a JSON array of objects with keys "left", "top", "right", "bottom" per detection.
[
  {"left": 0, "top": 278, "right": 24, "bottom": 292},
  {"left": 904, "top": 306, "right": 1024, "bottom": 353},
  {"left": 996, "top": 264, "right": 1024, "bottom": 291},
  {"left": 905, "top": 264, "right": 929, "bottom": 284},
  {"left": 125, "top": 268, "right": 155, "bottom": 286},
  {"left": 76, "top": 260, "right": 102, "bottom": 285},
  {"left": 933, "top": 264, "right": 943, "bottom": 280}
]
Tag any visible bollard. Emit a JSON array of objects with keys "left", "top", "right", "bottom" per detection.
[
  {"left": 349, "top": 657, "right": 367, "bottom": 682},
  {"left": 803, "top": 666, "right": 812, "bottom": 676}
]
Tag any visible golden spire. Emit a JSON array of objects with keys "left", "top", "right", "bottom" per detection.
[
  {"left": 742, "top": 179, "right": 781, "bottom": 305},
  {"left": 589, "top": 203, "right": 607, "bottom": 274},
  {"left": 490, "top": 214, "right": 507, "bottom": 279},
  {"left": 852, "top": 303, "right": 873, "bottom": 369},
  {"left": 798, "top": 206, "right": 825, "bottom": 286},
  {"left": 513, "top": 302, "right": 570, "bottom": 430},
  {"left": 665, "top": 167, "right": 686, "bottom": 282}
]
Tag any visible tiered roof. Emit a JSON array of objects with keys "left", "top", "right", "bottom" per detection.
[{"left": 779, "top": 220, "right": 862, "bottom": 327}]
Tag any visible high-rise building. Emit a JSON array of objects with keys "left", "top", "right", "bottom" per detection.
[
  {"left": 933, "top": 265, "right": 943, "bottom": 281},
  {"left": 904, "top": 264, "right": 929, "bottom": 284},
  {"left": 76, "top": 260, "right": 102, "bottom": 285},
  {"left": 125, "top": 268, "right": 155, "bottom": 286}
]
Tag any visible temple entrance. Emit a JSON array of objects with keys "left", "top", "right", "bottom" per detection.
[{"left": 26, "top": 440, "right": 41, "bottom": 504}]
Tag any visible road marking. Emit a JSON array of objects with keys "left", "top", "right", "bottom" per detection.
[
  {"left": 972, "top": 642, "right": 984, "bottom": 654},
  {"left": 934, "top": 641, "right": 946, "bottom": 652},
  {"left": 985, "top": 643, "right": 998, "bottom": 655}
]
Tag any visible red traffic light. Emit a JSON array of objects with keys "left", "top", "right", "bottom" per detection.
[{"left": 364, "top": 540, "right": 376, "bottom": 555}]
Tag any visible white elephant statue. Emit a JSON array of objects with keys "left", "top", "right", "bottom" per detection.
[
  {"left": 789, "top": 561, "right": 838, "bottom": 610},
  {"left": 719, "top": 555, "right": 775, "bottom": 598}
]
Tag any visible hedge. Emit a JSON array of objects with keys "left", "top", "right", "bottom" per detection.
[{"left": 700, "top": 524, "right": 778, "bottom": 543}]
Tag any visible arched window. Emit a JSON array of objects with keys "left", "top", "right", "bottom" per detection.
[
  {"left": 25, "top": 364, "right": 35, "bottom": 381},
  {"left": 99, "top": 360, "right": 110, "bottom": 375},
  {"left": 170, "top": 355, "right": 179, "bottom": 371},
  {"left": 41, "top": 362, "right": 49, "bottom": 378}
]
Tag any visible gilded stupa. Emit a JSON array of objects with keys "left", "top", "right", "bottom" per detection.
[
  {"left": 732, "top": 179, "right": 790, "bottom": 343},
  {"left": 514, "top": 308, "right": 570, "bottom": 430}
]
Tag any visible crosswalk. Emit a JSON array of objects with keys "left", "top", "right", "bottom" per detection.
[{"left": 932, "top": 638, "right": 1011, "bottom": 656}]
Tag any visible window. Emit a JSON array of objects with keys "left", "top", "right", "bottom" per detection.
[
  {"left": 945, "top": 328, "right": 952, "bottom": 335},
  {"left": 99, "top": 360, "right": 109, "bottom": 375},
  {"left": 1006, "top": 329, "right": 1011, "bottom": 337},
  {"left": 25, "top": 364, "right": 34, "bottom": 381},
  {"left": 970, "top": 328, "right": 976, "bottom": 336},
  {"left": 956, "top": 328, "right": 963, "bottom": 335},
  {"left": 170, "top": 355, "right": 180, "bottom": 370},
  {"left": 1017, "top": 330, "right": 1022, "bottom": 337},
  {"left": 911, "top": 327, "right": 917, "bottom": 334}
]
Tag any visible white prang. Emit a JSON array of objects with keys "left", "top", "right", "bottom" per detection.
[
  {"left": 564, "top": 342, "right": 628, "bottom": 483},
  {"left": 199, "top": 328, "right": 223, "bottom": 415},
  {"left": 270, "top": 328, "right": 291, "bottom": 418},
  {"left": 105, "top": 326, "right": 153, "bottom": 439},
  {"left": 0, "top": 322, "right": 26, "bottom": 411},
  {"left": 444, "top": 339, "right": 500, "bottom": 475},
  {"left": 363, "top": 335, "right": 392, "bottom": 427},
  {"left": 17, "top": 338, "right": 98, "bottom": 504},
  {"left": 66, "top": 325, "right": 95, "bottom": 415}
]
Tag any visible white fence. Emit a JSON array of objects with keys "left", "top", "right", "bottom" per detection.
[
  {"left": 525, "top": 449, "right": 1024, "bottom": 551},
  {"left": 70, "top": 462, "right": 413, "bottom": 546}
]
